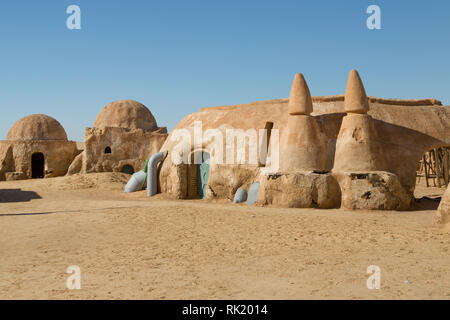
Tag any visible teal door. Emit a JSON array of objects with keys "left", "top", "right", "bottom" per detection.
[{"left": 197, "top": 152, "right": 210, "bottom": 199}]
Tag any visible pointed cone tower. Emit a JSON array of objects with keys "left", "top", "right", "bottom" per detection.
[
  {"left": 280, "top": 74, "right": 327, "bottom": 172},
  {"left": 344, "top": 70, "right": 369, "bottom": 114},
  {"left": 288, "top": 73, "right": 313, "bottom": 115},
  {"left": 333, "top": 70, "right": 386, "bottom": 172}
]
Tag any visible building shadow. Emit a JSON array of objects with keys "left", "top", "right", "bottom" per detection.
[
  {"left": 0, "top": 189, "right": 42, "bottom": 203},
  {"left": 412, "top": 196, "right": 441, "bottom": 211}
]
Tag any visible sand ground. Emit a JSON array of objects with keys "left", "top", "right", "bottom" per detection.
[{"left": 0, "top": 173, "right": 449, "bottom": 300}]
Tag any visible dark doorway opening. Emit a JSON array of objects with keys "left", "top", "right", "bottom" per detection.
[
  {"left": 31, "top": 153, "right": 45, "bottom": 179},
  {"left": 121, "top": 165, "right": 134, "bottom": 175},
  {"left": 104, "top": 146, "right": 112, "bottom": 154}
]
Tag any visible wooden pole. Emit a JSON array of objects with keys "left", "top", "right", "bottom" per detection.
[
  {"left": 430, "top": 151, "right": 436, "bottom": 187},
  {"left": 416, "top": 159, "right": 423, "bottom": 184},
  {"left": 423, "top": 155, "right": 429, "bottom": 187},
  {"left": 444, "top": 149, "right": 449, "bottom": 187},
  {"left": 434, "top": 148, "right": 441, "bottom": 188}
]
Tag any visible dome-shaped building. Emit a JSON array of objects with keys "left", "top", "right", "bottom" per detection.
[
  {"left": 7, "top": 114, "right": 68, "bottom": 141},
  {"left": 67, "top": 100, "right": 167, "bottom": 176},
  {"left": 0, "top": 114, "right": 79, "bottom": 181},
  {"left": 93, "top": 100, "right": 158, "bottom": 132}
]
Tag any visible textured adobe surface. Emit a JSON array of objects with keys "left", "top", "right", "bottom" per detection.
[
  {"left": 94, "top": 99, "right": 158, "bottom": 132},
  {"left": 258, "top": 172, "right": 341, "bottom": 209},
  {"left": 0, "top": 114, "right": 78, "bottom": 181},
  {"left": 335, "top": 172, "right": 413, "bottom": 210},
  {"left": 435, "top": 185, "right": 450, "bottom": 225},
  {"left": 7, "top": 114, "right": 68, "bottom": 141},
  {"left": 68, "top": 100, "right": 168, "bottom": 176}
]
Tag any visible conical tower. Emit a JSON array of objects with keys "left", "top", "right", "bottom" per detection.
[
  {"left": 344, "top": 69, "right": 369, "bottom": 114},
  {"left": 288, "top": 73, "right": 313, "bottom": 115},
  {"left": 280, "top": 73, "right": 327, "bottom": 172},
  {"left": 333, "top": 70, "right": 386, "bottom": 171}
]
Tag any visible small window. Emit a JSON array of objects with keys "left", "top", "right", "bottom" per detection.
[{"left": 104, "top": 147, "right": 112, "bottom": 154}]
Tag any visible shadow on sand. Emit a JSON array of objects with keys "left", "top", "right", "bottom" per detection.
[
  {"left": 413, "top": 196, "right": 442, "bottom": 211},
  {"left": 0, "top": 189, "right": 42, "bottom": 203},
  {"left": 0, "top": 211, "right": 58, "bottom": 217},
  {"left": 0, "top": 205, "right": 150, "bottom": 217}
]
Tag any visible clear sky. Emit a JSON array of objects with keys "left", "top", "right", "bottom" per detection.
[{"left": 0, "top": 0, "right": 449, "bottom": 141}]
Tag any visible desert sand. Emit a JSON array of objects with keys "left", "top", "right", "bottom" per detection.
[{"left": 0, "top": 173, "right": 449, "bottom": 300}]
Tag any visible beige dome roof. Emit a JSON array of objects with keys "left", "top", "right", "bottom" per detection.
[
  {"left": 7, "top": 114, "right": 68, "bottom": 141},
  {"left": 93, "top": 100, "right": 157, "bottom": 131}
]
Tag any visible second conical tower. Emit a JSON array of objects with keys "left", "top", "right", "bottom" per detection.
[{"left": 333, "top": 69, "right": 386, "bottom": 172}]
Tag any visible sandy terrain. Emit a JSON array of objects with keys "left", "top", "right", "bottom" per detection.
[{"left": 0, "top": 173, "right": 449, "bottom": 300}]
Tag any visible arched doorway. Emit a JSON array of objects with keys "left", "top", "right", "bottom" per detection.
[
  {"left": 121, "top": 165, "right": 135, "bottom": 175},
  {"left": 31, "top": 153, "right": 45, "bottom": 179}
]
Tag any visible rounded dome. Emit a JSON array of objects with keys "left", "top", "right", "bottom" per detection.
[
  {"left": 7, "top": 114, "right": 68, "bottom": 141},
  {"left": 93, "top": 100, "right": 157, "bottom": 131}
]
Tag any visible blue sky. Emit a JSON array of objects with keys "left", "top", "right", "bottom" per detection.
[{"left": 0, "top": 0, "right": 449, "bottom": 141}]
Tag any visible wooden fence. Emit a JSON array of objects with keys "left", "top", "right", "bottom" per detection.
[{"left": 416, "top": 147, "right": 450, "bottom": 188}]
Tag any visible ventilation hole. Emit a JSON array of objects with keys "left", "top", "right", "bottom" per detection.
[
  {"left": 362, "top": 191, "right": 371, "bottom": 199},
  {"left": 121, "top": 165, "right": 134, "bottom": 175},
  {"left": 351, "top": 173, "right": 369, "bottom": 180}
]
